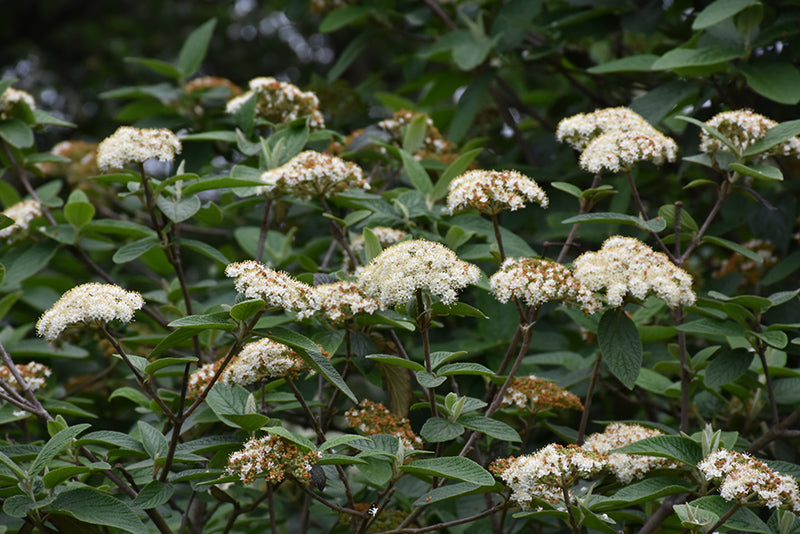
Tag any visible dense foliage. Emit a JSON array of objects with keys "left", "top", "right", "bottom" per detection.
[{"left": 1, "top": 1, "right": 800, "bottom": 533}]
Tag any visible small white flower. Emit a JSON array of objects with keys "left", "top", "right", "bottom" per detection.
[{"left": 225, "top": 261, "right": 320, "bottom": 319}]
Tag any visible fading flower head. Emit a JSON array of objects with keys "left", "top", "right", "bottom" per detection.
[
  {"left": 356, "top": 239, "right": 481, "bottom": 308},
  {"left": 446, "top": 170, "right": 548, "bottom": 215},
  {"left": 583, "top": 423, "right": 678, "bottom": 483},
  {"left": 227, "top": 434, "right": 322, "bottom": 485},
  {"left": 490, "top": 258, "right": 600, "bottom": 313},
  {"left": 187, "top": 360, "right": 222, "bottom": 399},
  {"left": 96, "top": 126, "right": 181, "bottom": 172},
  {"left": 699, "top": 449, "right": 800, "bottom": 514},
  {"left": 36, "top": 283, "right": 144, "bottom": 342},
  {"left": 578, "top": 130, "right": 677, "bottom": 174},
  {"left": 257, "top": 150, "right": 368, "bottom": 199},
  {"left": 490, "top": 444, "right": 606, "bottom": 509},
  {"left": 223, "top": 338, "right": 304, "bottom": 386},
  {"left": 0, "top": 199, "right": 42, "bottom": 241},
  {"left": 344, "top": 399, "right": 423, "bottom": 452},
  {"left": 573, "top": 236, "right": 695, "bottom": 308},
  {"left": 315, "top": 281, "right": 380, "bottom": 324},
  {"left": 225, "top": 261, "right": 320, "bottom": 319},
  {"left": 184, "top": 76, "right": 243, "bottom": 97},
  {"left": 500, "top": 375, "right": 583, "bottom": 414},
  {"left": 226, "top": 76, "right": 324, "bottom": 129},
  {"left": 699, "top": 109, "right": 800, "bottom": 159},
  {"left": 38, "top": 140, "right": 99, "bottom": 183},
  {"left": 0, "top": 87, "right": 35, "bottom": 120},
  {"left": 0, "top": 362, "right": 52, "bottom": 393}
]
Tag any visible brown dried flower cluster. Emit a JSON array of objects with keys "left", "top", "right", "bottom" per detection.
[
  {"left": 344, "top": 399, "right": 423, "bottom": 452},
  {"left": 500, "top": 375, "right": 583, "bottom": 414},
  {"left": 0, "top": 362, "right": 52, "bottom": 393}
]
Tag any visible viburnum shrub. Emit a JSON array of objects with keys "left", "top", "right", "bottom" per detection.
[{"left": 1, "top": 2, "right": 800, "bottom": 533}]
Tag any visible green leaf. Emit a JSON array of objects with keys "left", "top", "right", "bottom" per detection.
[
  {"left": 412, "top": 481, "right": 503, "bottom": 506},
  {"left": 181, "top": 175, "right": 264, "bottom": 194},
  {"left": 744, "top": 119, "right": 800, "bottom": 157},
  {"left": 363, "top": 227, "right": 382, "bottom": 262},
  {"left": 402, "top": 113, "right": 429, "bottom": 155},
  {"left": 593, "top": 477, "right": 693, "bottom": 511},
  {"left": 681, "top": 496, "right": 770, "bottom": 533},
  {"left": 703, "top": 235, "right": 764, "bottom": 264},
  {"left": 0, "top": 119, "right": 34, "bottom": 148},
  {"left": 138, "top": 421, "right": 168, "bottom": 459},
  {"left": 131, "top": 480, "right": 174, "bottom": 510},
  {"left": 754, "top": 330, "right": 788, "bottom": 349},
  {"left": 420, "top": 417, "right": 465, "bottom": 442},
  {"left": 704, "top": 349, "right": 753, "bottom": 388},
  {"left": 366, "top": 354, "right": 424, "bottom": 372},
  {"left": 598, "top": 309, "right": 642, "bottom": 390},
  {"left": 437, "top": 362, "right": 494, "bottom": 377},
  {"left": 124, "top": 57, "right": 182, "bottom": 80},
  {"left": 50, "top": 487, "right": 147, "bottom": 534},
  {"left": 416, "top": 370, "right": 446, "bottom": 388},
  {"left": 676, "top": 318, "right": 744, "bottom": 338},
  {"left": 29, "top": 424, "right": 91, "bottom": 476},
  {"left": 230, "top": 298, "right": 265, "bottom": 321},
  {"left": 430, "top": 301, "right": 488, "bottom": 319},
  {"left": 0, "top": 450, "right": 26, "bottom": 479},
  {"left": 773, "top": 378, "right": 800, "bottom": 405},
  {"left": 3, "top": 494, "right": 36, "bottom": 518},
  {"left": 144, "top": 356, "right": 197, "bottom": 375},
  {"left": 398, "top": 148, "right": 433, "bottom": 195},
  {"left": 764, "top": 251, "right": 800, "bottom": 286},
  {"left": 109, "top": 387, "right": 150, "bottom": 407},
  {"left": 458, "top": 415, "right": 520, "bottom": 442},
  {"left": 76, "top": 430, "right": 143, "bottom": 451},
  {"left": 430, "top": 148, "right": 483, "bottom": 202},
  {"left": 177, "top": 18, "right": 217, "bottom": 77},
  {"left": 176, "top": 237, "right": 229, "bottom": 264},
  {"left": 587, "top": 54, "right": 659, "bottom": 73},
  {"left": 64, "top": 202, "right": 95, "bottom": 229},
  {"left": 400, "top": 457, "right": 495, "bottom": 486},
  {"left": 319, "top": 6, "right": 371, "bottom": 33},
  {"left": 319, "top": 434, "right": 372, "bottom": 451},
  {"left": 561, "top": 212, "right": 666, "bottom": 233},
  {"left": 32, "top": 109, "right": 76, "bottom": 128},
  {"left": 676, "top": 115, "right": 740, "bottom": 155},
  {"left": 657, "top": 204, "right": 698, "bottom": 233},
  {"left": 157, "top": 195, "right": 201, "bottom": 223},
  {"left": 265, "top": 426, "right": 316, "bottom": 452},
  {"left": 84, "top": 219, "right": 156, "bottom": 238},
  {"left": 206, "top": 383, "right": 254, "bottom": 429},
  {"left": 168, "top": 312, "right": 235, "bottom": 330},
  {"left": 550, "top": 181, "right": 583, "bottom": 199},
  {"left": 692, "top": 0, "right": 760, "bottom": 29},
  {"left": 42, "top": 463, "right": 109, "bottom": 488},
  {"left": 264, "top": 326, "right": 321, "bottom": 354},
  {"left": 327, "top": 32, "right": 368, "bottom": 82},
  {"left": 613, "top": 435, "right": 702, "bottom": 465},
  {"left": 739, "top": 63, "right": 800, "bottom": 105},
  {"left": 652, "top": 47, "right": 744, "bottom": 71},
  {"left": 729, "top": 162, "right": 782, "bottom": 181},
  {"left": 221, "top": 413, "right": 271, "bottom": 431},
  {"left": 112, "top": 237, "right": 159, "bottom": 264}
]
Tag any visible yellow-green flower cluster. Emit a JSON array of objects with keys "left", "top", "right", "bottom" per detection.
[
  {"left": 356, "top": 239, "right": 481, "bottom": 308},
  {"left": 573, "top": 236, "right": 695, "bottom": 309},
  {"left": 96, "top": 126, "right": 181, "bottom": 171},
  {"left": 36, "top": 283, "right": 144, "bottom": 342},
  {"left": 226, "top": 76, "right": 324, "bottom": 129},
  {"left": 257, "top": 150, "right": 368, "bottom": 199},
  {"left": 446, "top": 170, "right": 548, "bottom": 215}
]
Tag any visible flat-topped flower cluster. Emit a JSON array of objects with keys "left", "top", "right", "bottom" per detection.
[
  {"left": 583, "top": 423, "right": 678, "bottom": 483},
  {"left": 700, "top": 109, "right": 800, "bottom": 158},
  {"left": 446, "top": 169, "right": 548, "bottom": 215},
  {"left": 556, "top": 107, "right": 677, "bottom": 173},
  {"left": 227, "top": 434, "right": 322, "bottom": 485},
  {"left": 96, "top": 126, "right": 182, "bottom": 172},
  {"left": 257, "top": 150, "right": 368, "bottom": 199},
  {"left": 226, "top": 76, "right": 325, "bottom": 129},
  {"left": 0, "top": 87, "right": 35, "bottom": 119},
  {"left": 573, "top": 236, "right": 695, "bottom": 309},
  {"left": 0, "top": 362, "right": 52, "bottom": 393},
  {"left": 223, "top": 338, "right": 305, "bottom": 386},
  {"left": 226, "top": 261, "right": 321, "bottom": 319}
]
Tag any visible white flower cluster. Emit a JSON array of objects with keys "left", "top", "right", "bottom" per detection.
[
  {"left": 489, "top": 258, "right": 600, "bottom": 314},
  {"left": 374, "top": 109, "right": 453, "bottom": 159},
  {"left": 700, "top": 109, "right": 800, "bottom": 158},
  {"left": 315, "top": 281, "right": 380, "bottom": 324},
  {"left": 226, "top": 76, "right": 325, "bottom": 129},
  {"left": 223, "top": 338, "right": 304, "bottom": 386},
  {"left": 225, "top": 261, "right": 320, "bottom": 319},
  {"left": 0, "top": 87, "right": 35, "bottom": 120},
  {"left": 556, "top": 107, "right": 677, "bottom": 173},
  {"left": 227, "top": 434, "right": 322, "bottom": 485},
  {"left": 583, "top": 423, "right": 678, "bottom": 483},
  {"left": 0, "top": 199, "right": 42, "bottom": 240},
  {"left": 187, "top": 360, "right": 221, "bottom": 399},
  {"left": 0, "top": 362, "right": 52, "bottom": 392},
  {"left": 257, "top": 150, "right": 368, "bottom": 199},
  {"left": 699, "top": 449, "right": 800, "bottom": 514},
  {"left": 356, "top": 239, "right": 481, "bottom": 308},
  {"left": 96, "top": 126, "right": 182, "bottom": 172},
  {"left": 446, "top": 170, "right": 549, "bottom": 215},
  {"left": 500, "top": 374, "right": 583, "bottom": 413},
  {"left": 492, "top": 444, "right": 606, "bottom": 508},
  {"left": 573, "top": 236, "right": 695, "bottom": 309},
  {"left": 350, "top": 227, "right": 408, "bottom": 254},
  {"left": 36, "top": 283, "right": 144, "bottom": 342}
]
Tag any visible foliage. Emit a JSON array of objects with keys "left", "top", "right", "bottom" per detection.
[{"left": 1, "top": 1, "right": 800, "bottom": 533}]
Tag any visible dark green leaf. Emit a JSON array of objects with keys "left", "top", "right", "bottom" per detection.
[
  {"left": 402, "top": 113, "right": 429, "bottom": 155},
  {"left": 50, "top": 487, "right": 147, "bottom": 534},
  {"left": 745, "top": 119, "right": 800, "bottom": 157},
  {"left": 112, "top": 237, "right": 159, "bottom": 264},
  {"left": 131, "top": 480, "right": 174, "bottom": 510},
  {"left": 3, "top": 494, "right": 36, "bottom": 518},
  {"left": 363, "top": 227, "right": 382, "bottom": 262},
  {"left": 437, "top": 362, "right": 494, "bottom": 377},
  {"left": 157, "top": 195, "right": 201, "bottom": 223},
  {"left": 550, "top": 181, "right": 583, "bottom": 199},
  {"left": 613, "top": 435, "right": 702, "bottom": 465},
  {"left": 412, "top": 481, "right": 503, "bottom": 506},
  {"left": 230, "top": 298, "right": 265, "bottom": 321},
  {"left": 458, "top": 415, "right": 520, "bottom": 442},
  {"left": 29, "top": 424, "right": 91, "bottom": 476},
  {"left": 416, "top": 370, "right": 446, "bottom": 388},
  {"left": 729, "top": 162, "right": 782, "bottom": 181},
  {"left": 430, "top": 301, "right": 488, "bottom": 319},
  {"left": 652, "top": 47, "right": 744, "bottom": 71},
  {"left": 400, "top": 457, "right": 495, "bottom": 486},
  {"left": 587, "top": 54, "right": 659, "bottom": 73},
  {"left": 221, "top": 413, "right": 271, "bottom": 431},
  {"left": 177, "top": 18, "right": 217, "bottom": 77},
  {"left": 773, "top": 378, "right": 800, "bottom": 405},
  {"left": 562, "top": 212, "right": 666, "bottom": 233},
  {"left": 366, "top": 354, "right": 424, "bottom": 372},
  {"left": 144, "top": 356, "right": 197, "bottom": 375},
  {"left": 42, "top": 463, "right": 110, "bottom": 488},
  {"left": 84, "top": 219, "right": 156, "bottom": 238},
  {"left": 109, "top": 387, "right": 150, "bottom": 407},
  {"left": 704, "top": 349, "right": 753, "bottom": 388},
  {"left": 398, "top": 148, "right": 433, "bottom": 195},
  {"left": 676, "top": 115, "right": 740, "bottom": 155},
  {"left": 168, "top": 312, "right": 234, "bottom": 330},
  {"left": 703, "top": 235, "right": 764, "bottom": 263},
  {"left": 0, "top": 119, "right": 34, "bottom": 148},
  {"left": 692, "top": 0, "right": 759, "bottom": 29},
  {"left": 739, "top": 63, "right": 800, "bottom": 105},
  {"left": 598, "top": 309, "right": 642, "bottom": 390},
  {"left": 676, "top": 318, "right": 744, "bottom": 338},
  {"left": 176, "top": 237, "right": 229, "bottom": 264},
  {"left": 206, "top": 383, "right": 254, "bottom": 429},
  {"left": 681, "top": 496, "right": 770, "bottom": 533},
  {"left": 319, "top": 6, "right": 371, "bottom": 33},
  {"left": 420, "top": 417, "right": 465, "bottom": 442},
  {"left": 327, "top": 32, "right": 368, "bottom": 82},
  {"left": 265, "top": 426, "right": 316, "bottom": 451},
  {"left": 658, "top": 204, "right": 698, "bottom": 232},
  {"left": 138, "top": 421, "right": 168, "bottom": 459},
  {"left": 430, "top": 148, "right": 483, "bottom": 202},
  {"left": 124, "top": 57, "right": 182, "bottom": 80}
]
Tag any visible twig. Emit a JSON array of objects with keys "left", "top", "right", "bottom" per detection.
[{"left": 576, "top": 352, "right": 602, "bottom": 445}]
